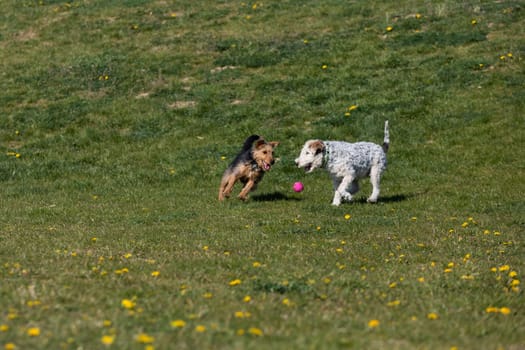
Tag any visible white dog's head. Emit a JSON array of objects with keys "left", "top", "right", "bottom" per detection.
[{"left": 295, "top": 140, "right": 326, "bottom": 173}]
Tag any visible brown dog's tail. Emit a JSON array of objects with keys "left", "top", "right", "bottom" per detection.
[{"left": 382, "top": 121, "right": 389, "bottom": 153}]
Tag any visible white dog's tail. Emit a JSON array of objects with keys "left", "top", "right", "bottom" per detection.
[{"left": 382, "top": 120, "right": 390, "bottom": 153}]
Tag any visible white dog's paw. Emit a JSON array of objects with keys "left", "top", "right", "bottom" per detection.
[{"left": 341, "top": 191, "right": 353, "bottom": 202}]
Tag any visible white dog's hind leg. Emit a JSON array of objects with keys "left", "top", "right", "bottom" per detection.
[{"left": 367, "top": 166, "right": 381, "bottom": 203}]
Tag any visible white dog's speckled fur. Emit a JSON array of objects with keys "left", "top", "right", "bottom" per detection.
[{"left": 295, "top": 121, "right": 389, "bottom": 206}]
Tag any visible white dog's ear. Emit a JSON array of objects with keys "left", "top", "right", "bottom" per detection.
[{"left": 310, "top": 140, "right": 325, "bottom": 155}]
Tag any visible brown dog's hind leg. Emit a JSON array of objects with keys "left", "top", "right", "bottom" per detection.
[{"left": 219, "top": 174, "right": 237, "bottom": 201}]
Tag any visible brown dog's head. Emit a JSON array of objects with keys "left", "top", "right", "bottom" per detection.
[{"left": 252, "top": 139, "right": 279, "bottom": 171}]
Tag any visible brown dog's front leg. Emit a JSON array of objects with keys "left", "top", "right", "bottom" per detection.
[{"left": 238, "top": 180, "right": 254, "bottom": 201}]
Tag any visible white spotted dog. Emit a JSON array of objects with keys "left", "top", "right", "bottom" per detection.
[{"left": 295, "top": 121, "right": 389, "bottom": 206}]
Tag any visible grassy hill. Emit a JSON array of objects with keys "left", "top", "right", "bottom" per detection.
[{"left": 1, "top": 1, "right": 524, "bottom": 349}]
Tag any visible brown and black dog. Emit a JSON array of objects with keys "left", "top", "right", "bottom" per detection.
[{"left": 219, "top": 135, "right": 279, "bottom": 201}]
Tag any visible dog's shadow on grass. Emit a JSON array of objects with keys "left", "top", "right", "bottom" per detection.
[
  {"left": 354, "top": 193, "right": 415, "bottom": 204},
  {"left": 253, "top": 192, "right": 416, "bottom": 203},
  {"left": 252, "top": 192, "right": 301, "bottom": 202}
]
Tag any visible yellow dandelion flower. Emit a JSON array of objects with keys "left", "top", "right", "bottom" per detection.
[
  {"left": 471, "top": 19, "right": 477, "bottom": 25},
  {"left": 444, "top": 268, "right": 453, "bottom": 273},
  {"left": 461, "top": 275, "right": 475, "bottom": 280},
  {"left": 103, "top": 320, "right": 112, "bottom": 327},
  {"left": 0, "top": 324, "right": 9, "bottom": 332},
  {"left": 344, "top": 112, "right": 351, "bottom": 117},
  {"left": 415, "top": 13, "right": 422, "bottom": 19},
  {"left": 348, "top": 105, "right": 358, "bottom": 111},
  {"left": 195, "top": 325, "right": 206, "bottom": 333},
  {"left": 121, "top": 299, "right": 136, "bottom": 309},
  {"left": 252, "top": 261, "right": 261, "bottom": 268},
  {"left": 221, "top": 156, "right": 226, "bottom": 160},
  {"left": 499, "top": 265, "right": 510, "bottom": 272},
  {"left": 388, "top": 282, "right": 397, "bottom": 288},
  {"left": 418, "top": 277, "right": 425, "bottom": 283},
  {"left": 101, "top": 335, "right": 115, "bottom": 346},
  {"left": 427, "top": 313, "right": 439, "bottom": 320},
  {"left": 510, "top": 279, "right": 520, "bottom": 287},
  {"left": 499, "top": 307, "right": 511, "bottom": 315},
  {"left": 282, "top": 298, "right": 292, "bottom": 306},
  {"left": 151, "top": 271, "right": 160, "bottom": 277},
  {"left": 248, "top": 327, "right": 263, "bottom": 336},
  {"left": 368, "top": 319, "right": 380, "bottom": 328},
  {"left": 123, "top": 253, "right": 132, "bottom": 259},
  {"left": 507, "top": 52, "right": 513, "bottom": 58},
  {"left": 229, "top": 279, "right": 242, "bottom": 286},
  {"left": 171, "top": 320, "right": 186, "bottom": 328},
  {"left": 387, "top": 300, "right": 400, "bottom": 307},
  {"left": 135, "top": 333, "right": 154, "bottom": 344},
  {"left": 4, "top": 343, "right": 16, "bottom": 350},
  {"left": 486, "top": 306, "right": 499, "bottom": 313},
  {"left": 303, "top": 39, "right": 309, "bottom": 44},
  {"left": 203, "top": 292, "right": 213, "bottom": 299},
  {"left": 344, "top": 214, "right": 351, "bottom": 220},
  {"left": 27, "top": 327, "right": 40, "bottom": 337},
  {"left": 27, "top": 300, "right": 41, "bottom": 307},
  {"left": 509, "top": 271, "right": 518, "bottom": 278},
  {"left": 461, "top": 222, "right": 469, "bottom": 228},
  {"left": 243, "top": 295, "right": 252, "bottom": 303},
  {"left": 386, "top": 26, "right": 393, "bottom": 32},
  {"left": 321, "top": 64, "right": 328, "bottom": 69},
  {"left": 202, "top": 245, "right": 209, "bottom": 251}
]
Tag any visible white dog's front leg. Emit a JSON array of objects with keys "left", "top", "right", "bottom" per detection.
[
  {"left": 331, "top": 177, "right": 342, "bottom": 206},
  {"left": 332, "top": 176, "right": 353, "bottom": 205}
]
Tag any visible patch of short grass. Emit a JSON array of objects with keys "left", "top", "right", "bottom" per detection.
[{"left": 1, "top": 0, "right": 524, "bottom": 349}]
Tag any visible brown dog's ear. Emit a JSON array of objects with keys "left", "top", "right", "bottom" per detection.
[
  {"left": 268, "top": 141, "right": 279, "bottom": 148},
  {"left": 310, "top": 140, "right": 325, "bottom": 155},
  {"left": 254, "top": 139, "right": 267, "bottom": 149}
]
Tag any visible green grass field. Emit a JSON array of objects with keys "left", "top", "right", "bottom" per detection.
[{"left": 1, "top": 0, "right": 524, "bottom": 349}]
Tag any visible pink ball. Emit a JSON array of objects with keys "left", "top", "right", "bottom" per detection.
[{"left": 293, "top": 182, "right": 304, "bottom": 193}]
